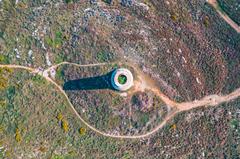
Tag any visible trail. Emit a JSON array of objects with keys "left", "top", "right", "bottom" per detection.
[
  {"left": 207, "top": 0, "right": 240, "bottom": 33},
  {"left": 0, "top": 64, "right": 36, "bottom": 72},
  {"left": 1, "top": 63, "right": 240, "bottom": 139}
]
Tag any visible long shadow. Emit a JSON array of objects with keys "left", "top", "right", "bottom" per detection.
[{"left": 63, "top": 70, "right": 115, "bottom": 91}]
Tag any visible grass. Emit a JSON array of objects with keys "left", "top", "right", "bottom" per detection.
[{"left": 118, "top": 74, "right": 127, "bottom": 84}]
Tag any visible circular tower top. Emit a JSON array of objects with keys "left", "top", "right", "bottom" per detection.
[{"left": 111, "top": 68, "right": 134, "bottom": 91}]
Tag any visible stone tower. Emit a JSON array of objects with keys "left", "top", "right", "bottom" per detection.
[{"left": 111, "top": 68, "right": 134, "bottom": 91}]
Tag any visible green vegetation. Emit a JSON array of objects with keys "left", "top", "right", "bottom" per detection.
[
  {"left": 0, "top": 55, "right": 10, "bottom": 64},
  {"left": 61, "top": 119, "right": 69, "bottom": 133},
  {"left": 45, "top": 30, "right": 63, "bottom": 49},
  {"left": 102, "top": 0, "right": 112, "bottom": 5},
  {"left": 55, "top": 54, "right": 65, "bottom": 64},
  {"left": 65, "top": 0, "right": 73, "bottom": 4},
  {"left": 203, "top": 16, "right": 210, "bottom": 27},
  {"left": 15, "top": 128, "right": 22, "bottom": 143},
  {"left": 0, "top": 0, "right": 240, "bottom": 158},
  {"left": 108, "top": 115, "right": 121, "bottom": 129},
  {"left": 79, "top": 127, "right": 86, "bottom": 135},
  {"left": 55, "top": 66, "right": 65, "bottom": 85},
  {"left": 32, "top": 74, "right": 46, "bottom": 84},
  {"left": 0, "top": 67, "right": 13, "bottom": 90},
  {"left": 96, "top": 51, "right": 113, "bottom": 62},
  {"left": 170, "top": 13, "right": 178, "bottom": 22},
  {"left": 217, "top": 0, "right": 240, "bottom": 25},
  {"left": 230, "top": 119, "right": 239, "bottom": 130},
  {"left": 0, "top": 76, "right": 8, "bottom": 90},
  {"left": 118, "top": 74, "right": 127, "bottom": 85}
]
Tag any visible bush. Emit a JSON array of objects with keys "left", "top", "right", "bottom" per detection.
[
  {"left": 97, "top": 51, "right": 113, "bottom": 62},
  {"left": 79, "top": 127, "right": 86, "bottom": 135},
  {"left": 32, "top": 75, "right": 45, "bottom": 84},
  {"left": 15, "top": 128, "right": 22, "bottom": 143},
  {"left": 57, "top": 112, "right": 63, "bottom": 121},
  {"left": 0, "top": 55, "right": 9, "bottom": 64},
  {"left": 0, "top": 77, "right": 8, "bottom": 90},
  {"left": 65, "top": 0, "right": 73, "bottom": 4},
  {"left": 45, "top": 30, "right": 63, "bottom": 49},
  {"left": 61, "top": 119, "right": 69, "bottom": 133}
]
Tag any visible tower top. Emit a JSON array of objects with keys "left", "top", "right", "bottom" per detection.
[{"left": 111, "top": 68, "right": 134, "bottom": 91}]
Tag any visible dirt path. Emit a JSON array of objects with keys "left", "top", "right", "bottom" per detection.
[
  {"left": 208, "top": 0, "right": 240, "bottom": 33},
  {"left": 1, "top": 63, "right": 240, "bottom": 139},
  {"left": 0, "top": 64, "right": 36, "bottom": 72}
]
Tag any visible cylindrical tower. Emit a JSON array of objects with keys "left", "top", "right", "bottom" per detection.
[{"left": 111, "top": 68, "right": 134, "bottom": 91}]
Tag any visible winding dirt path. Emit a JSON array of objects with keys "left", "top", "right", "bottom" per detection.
[
  {"left": 208, "top": 0, "right": 240, "bottom": 33},
  {"left": 1, "top": 62, "right": 240, "bottom": 139}
]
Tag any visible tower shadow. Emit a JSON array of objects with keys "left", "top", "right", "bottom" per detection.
[{"left": 63, "top": 70, "right": 116, "bottom": 91}]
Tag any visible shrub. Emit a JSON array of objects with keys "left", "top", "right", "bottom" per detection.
[
  {"left": 0, "top": 77, "right": 8, "bottom": 90},
  {"left": 203, "top": 16, "right": 210, "bottom": 27},
  {"left": 57, "top": 112, "right": 63, "bottom": 121},
  {"left": 0, "top": 100, "right": 6, "bottom": 108},
  {"left": 170, "top": 13, "right": 178, "bottom": 22},
  {"left": 32, "top": 75, "right": 45, "bottom": 84},
  {"left": 0, "top": 55, "right": 9, "bottom": 64},
  {"left": 45, "top": 30, "right": 63, "bottom": 49},
  {"left": 79, "top": 127, "right": 86, "bottom": 135},
  {"left": 102, "top": 0, "right": 112, "bottom": 5},
  {"left": 65, "top": 0, "right": 73, "bottom": 4},
  {"left": 51, "top": 154, "right": 64, "bottom": 159},
  {"left": 15, "top": 128, "right": 22, "bottom": 143},
  {"left": 97, "top": 51, "right": 112, "bottom": 62},
  {"left": 55, "top": 67, "right": 64, "bottom": 80},
  {"left": 61, "top": 119, "right": 69, "bottom": 133}
]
